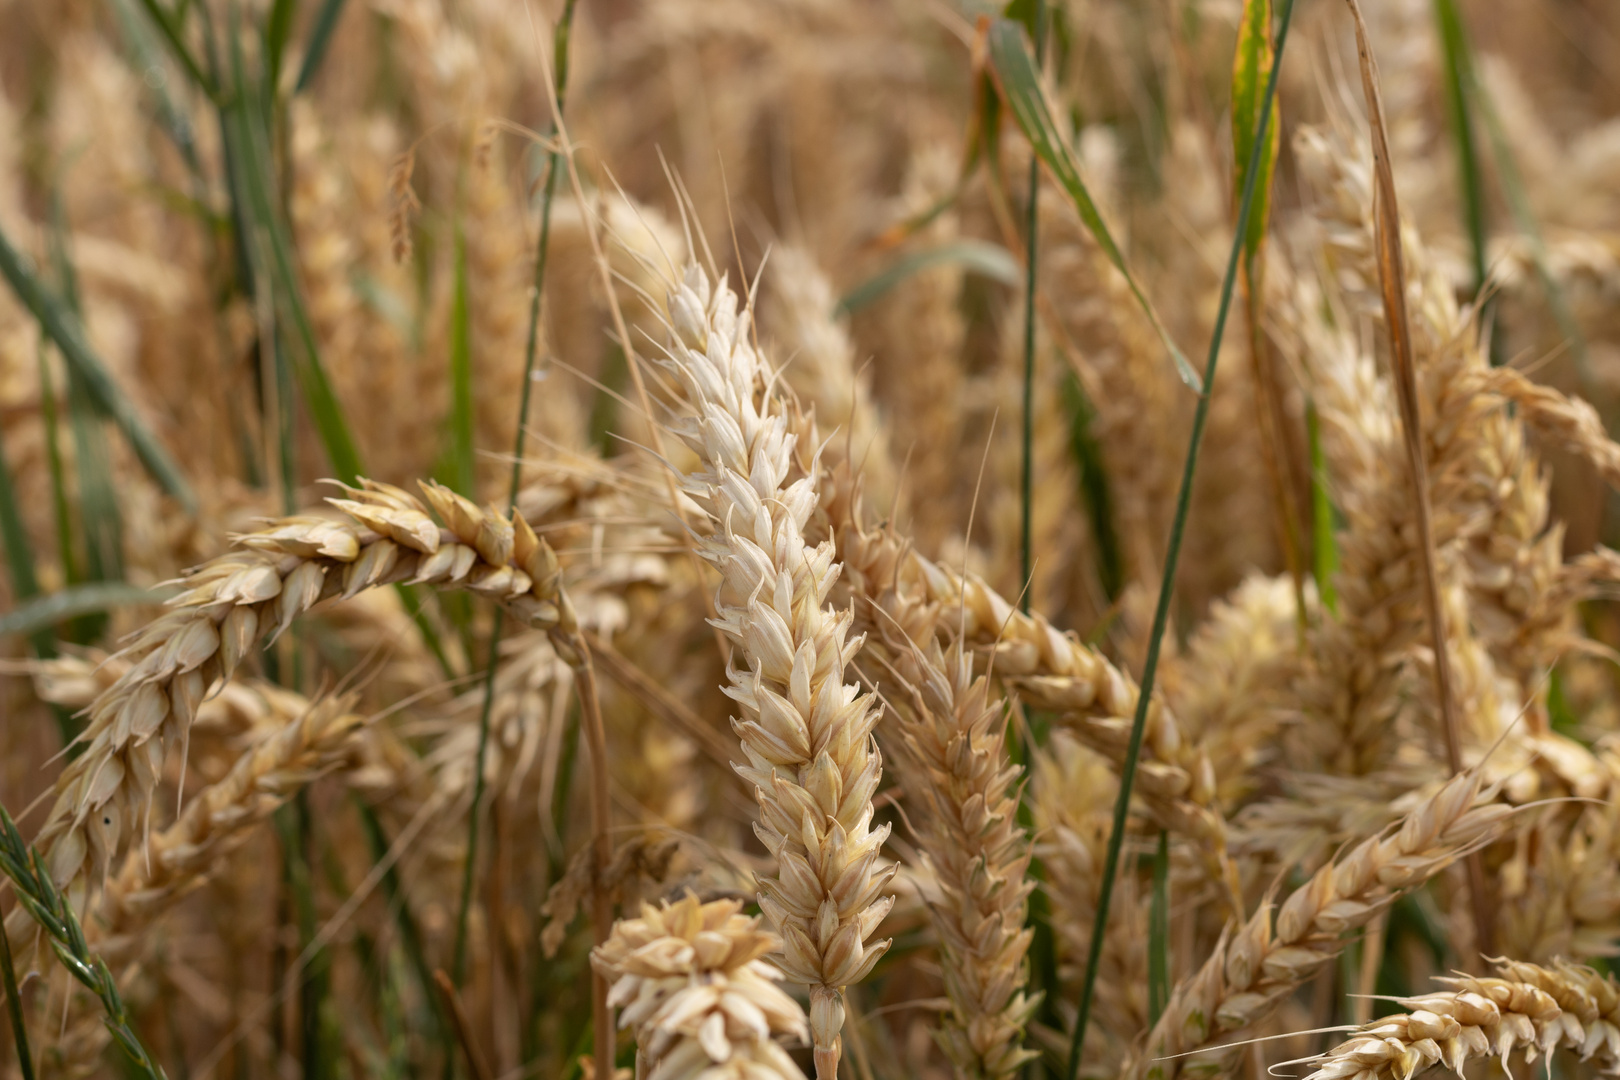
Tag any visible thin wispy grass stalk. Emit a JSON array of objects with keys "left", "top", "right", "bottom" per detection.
[
  {"left": 1064, "top": 0, "right": 1296, "bottom": 1074},
  {"left": 449, "top": 0, "right": 580, "bottom": 1046}
]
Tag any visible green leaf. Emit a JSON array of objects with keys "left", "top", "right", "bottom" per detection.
[
  {"left": 1306, "top": 399, "right": 1338, "bottom": 614},
  {"left": 131, "top": 0, "right": 216, "bottom": 97},
  {"left": 1062, "top": 370, "right": 1123, "bottom": 602},
  {"left": 1231, "top": 0, "right": 1279, "bottom": 266},
  {"left": 836, "top": 240, "right": 1021, "bottom": 315},
  {"left": 0, "top": 583, "right": 177, "bottom": 640},
  {"left": 1148, "top": 830, "right": 1170, "bottom": 1027},
  {"left": 0, "top": 226, "right": 197, "bottom": 511},
  {"left": 0, "top": 890, "right": 34, "bottom": 1080},
  {"left": 1065, "top": 0, "right": 1298, "bottom": 1075},
  {"left": 987, "top": 18, "right": 1199, "bottom": 392},
  {"left": 266, "top": 0, "right": 300, "bottom": 89},
  {"left": 1432, "top": 0, "right": 1487, "bottom": 294},
  {"left": 295, "top": 0, "right": 350, "bottom": 92},
  {"left": 221, "top": 10, "right": 364, "bottom": 485}
]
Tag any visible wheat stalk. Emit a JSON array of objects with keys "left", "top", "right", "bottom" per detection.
[
  {"left": 651, "top": 260, "right": 893, "bottom": 1079},
  {"left": 32, "top": 479, "right": 566, "bottom": 901}
]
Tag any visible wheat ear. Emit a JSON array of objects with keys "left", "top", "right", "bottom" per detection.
[
  {"left": 592, "top": 892, "right": 810, "bottom": 1080},
  {"left": 44, "top": 694, "right": 369, "bottom": 1076},
  {"left": 653, "top": 261, "right": 893, "bottom": 1079},
  {"left": 1302, "top": 959, "right": 1620, "bottom": 1080},
  {"left": 1125, "top": 769, "right": 1513, "bottom": 1080},
  {"left": 1482, "top": 365, "right": 1620, "bottom": 490},
  {"left": 883, "top": 636, "right": 1037, "bottom": 1079},
  {"left": 33, "top": 479, "right": 566, "bottom": 901},
  {"left": 837, "top": 518, "right": 1239, "bottom": 903}
]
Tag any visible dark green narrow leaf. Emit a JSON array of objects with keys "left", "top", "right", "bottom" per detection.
[
  {"left": 49, "top": 198, "right": 125, "bottom": 602},
  {"left": 1306, "top": 400, "right": 1338, "bottom": 614},
  {"left": 987, "top": 18, "right": 1198, "bottom": 392},
  {"left": 1065, "top": 0, "right": 1298, "bottom": 1075},
  {"left": 448, "top": 228, "right": 476, "bottom": 498},
  {"left": 836, "top": 241, "right": 1021, "bottom": 316},
  {"left": 1063, "top": 371, "right": 1123, "bottom": 602},
  {"left": 1148, "top": 830, "right": 1170, "bottom": 1027},
  {"left": 132, "top": 0, "right": 216, "bottom": 96},
  {"left": 0, "top": 896, "right": 34, "bottom": 1080},
  {"left": 222, "top": 6, "right": 364, "bottom": 486},
  {"left": 34, "top": 347, "right": 77, "bottom": 594},
  {"left": 1432, "top": 0, "right": 1487, "bottom": 295},
  {"left": 294, "top": 0, "right": 350, "bottom": 93},
  {"left": 0, "top": 426, "right": 46, "bottom": 634},
  {"left": 266, "top": 0, "right": 300, "bottom": 89},
  {"left": 0, "top": 226, "right": 196, "bottom": 511}
]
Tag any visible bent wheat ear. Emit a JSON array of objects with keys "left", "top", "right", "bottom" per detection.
[
  {"left": 1126, "top": 769, "right": 1512, "bottom": 1080},
  {"left": 652, "top": 261, "right": 892, "bottom": 1080},
  {"left": 31, "top": 479, "right": 565, "bottom": 901},
  {"left": 1302, "top": 959, "right": 1620, "bottom": 1080}
]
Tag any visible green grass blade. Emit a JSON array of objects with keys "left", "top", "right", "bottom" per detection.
[
  {"left": 448, "top": 227, "right": 476, "bottom": 498},
  {"left": 109, "top": 0, "right": 205, "bottom": 179},
  {"left": 34, "top": 348, "right": 78, "bottom": 593},
  {"left": 451, "top": 0, "right": 580, "bottom": 1000},
  {"left": 1463, "top": 37, "right": 1587, "bottom": 377},
  {"left": 0, "top": 895, "right": 34, "bottom": 1080},
  {"left": 223, "top": 9, "right": 364, "bottom": 486},
  {"left": 0, "top": 226, "right": 197, "bottom": 512},
  {"left": 49, "top": 198, "right": 125, "bottom": 602},
  {"left": 836, "top": 240, "right": 1021, "bottom": 316},
  {"left": 1432, "top": 0, "right": 1487, "bottom": 294},
  {"left": 0, "top": 423, "right": 46, "bottom": 630},
  {"left": 1062, "top": 372, "right": 1123, "bottom": 602},
  {"left": 132, "top": 0, "right": 216, "bottom": 97},
  {"left": 0, "top": 583, "right": 176, "bottom": 639},
  {"left": 1231, "top": 0, "right": 1279, "bottom": 268},
  {"left": 294, "top": 0, "right": 350, "bottom": 92},
  {"left": 1064, "top": 0, "right": 1297, "bottom": 1075},
  {"left": 1306, "top": 399, "right": 1338, "bottom": 614},
  {"left": 265, "top": 0, "right": 299, "bottom": 90},
  {"left": 987, "top": 18, "right": 1198, "bottom": 392},
  {"left": 1148, "top": 830, "right": 1170, "bottom": 1027}
]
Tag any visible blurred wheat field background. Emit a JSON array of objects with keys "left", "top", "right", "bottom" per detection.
[{"left": 4, "top": 0, "right": 1620, "bottom": 1077}]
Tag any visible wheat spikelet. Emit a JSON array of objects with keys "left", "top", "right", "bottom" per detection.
[
  {"left": 31, "top": 479, "right": 566, "bottom": 900},
  {"left": 834, "top": 514, "right": 1236, "bottom": 894},
  {"left": 1301, "top": 959, "right": 1620, "bottom": 1080},
  {"left": 23, "top": 693, "right": 369, "bottom": 1075},
  {"left": 1125, "top": 769, "right": 1513, "bottom": 1080},
  {"left": 882, "top": 636, "right": 1036, "bottom": 1079},
  {"left": 592, "top": 892, "right": 810, "bottom": 1080},
  {"left": 652, "top": 260, "right": 893, "bottom": 1079}
]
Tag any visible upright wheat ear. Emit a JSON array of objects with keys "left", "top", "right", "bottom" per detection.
[
  {"left": 592, "top": 893, "right": 810, "bottom": 1080},
  {"left": 652, "top": 262, "right": 893, "bottom": 1080}
]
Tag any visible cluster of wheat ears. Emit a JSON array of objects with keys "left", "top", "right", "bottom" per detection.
[{"left": 5, "top": 0, "right": 1620, "bottom": 1078}]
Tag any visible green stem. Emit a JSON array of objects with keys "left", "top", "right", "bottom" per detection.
[
  {"left": 447, "top": 0, "right": 579, "bottom": 1051},
  {"left": 0, "top": 897, "right": 34, "bottom": 1080},
  {"left": 1063, "top": 1, "right": 1296, "bottom": 1076}
]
